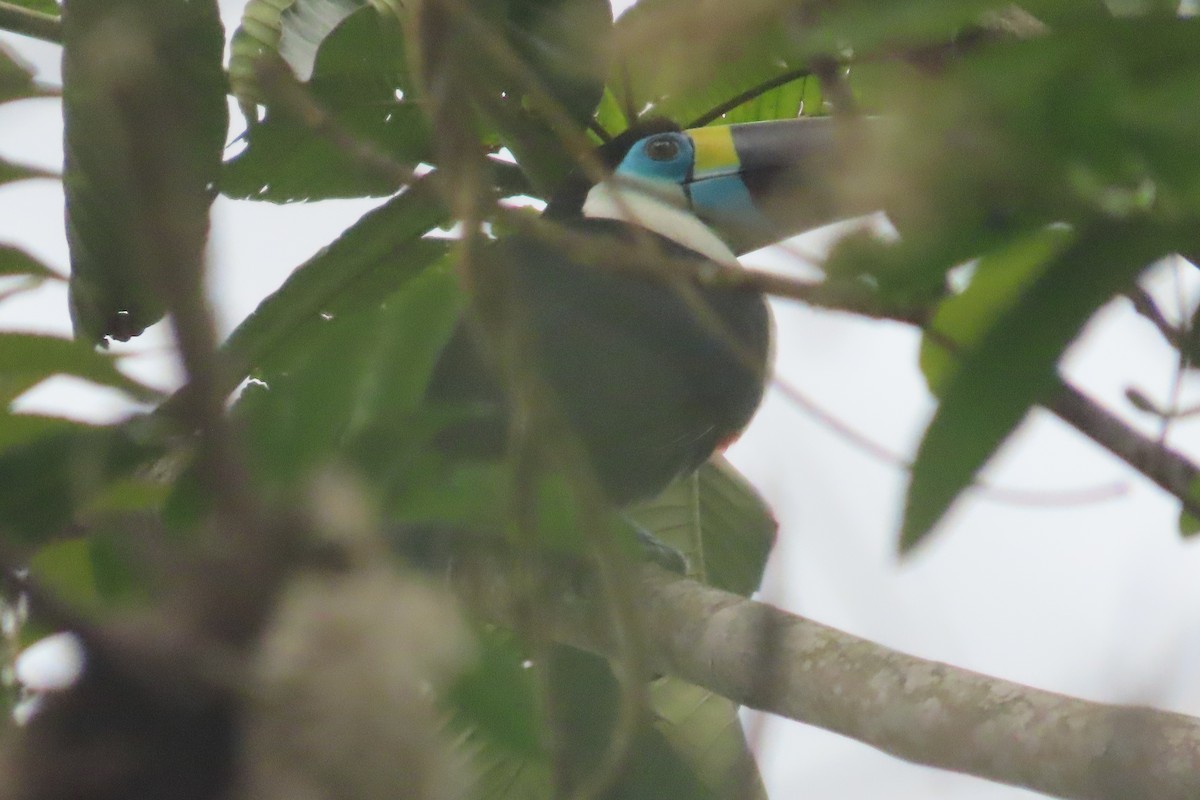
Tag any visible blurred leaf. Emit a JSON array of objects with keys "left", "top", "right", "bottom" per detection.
[
  {"left": 863, "top": 19, "right": 1200, "bottom": 251},
  {"left": 0, "top": 42, "right": 44, "bottom": 104},
  {"left": 717, "top": 72, "right": 822, "bottom": 126},
  {"left": 28, "top": 538, "right": 100, "bottom": 610},
  {"left": 0, "top": 333, "right": 158, "bottom": 406},
  {"left": 384, "top": 459, "right": 509, "bottom": 531},
  {"left": 546, "top": 646, "right": 719, "bottom": 800},
  {"left": 0, "top": 413, "right": 75, "bottom": 452},
  {"left": 902, "top": 222, "right": 1169, "bottom": 552},
  {"left": 27, "top": 528, "right": 148, "bottom": 610},
  {"left": 234, "top": 254, "right": 461, "bottom": 489},
  {"left": 503, "top": 0, "right": 610, "bottom": 125},
  {"left": 1179, "top": 477, "right": 1200, "bottom": 538},
  {"left": 1124, "top": 387, "right": 1161, "bottom": 416},
  {"left": 221, "top": 178, "right": 450, "bottom": 386},
  {"left": 609, "top": 3, "right": 812, "bottom": 128},
  {"left": 230, "top": 0, "right": 405, "bottom": 101},
  {"left": 0, "top": 245, "right": 59, "bottom": 279},
  {"left": 342, "top": 263, "right": 463, "bottom": 415},
  {"left": 788, "top": 0, "right": 1067, "bottom": 54},
  {"left": 62, "top": 0, "right": 227, "bottom": 343},
  {"left": 223, "top": 106, "right": 428, "bottom": 201},
  {"left": 233, "top": 292, "right": 428, "bottom": 480},
  {"left": 4, "top": 0, "right": 59, "bottom": 14},
  {"left": 628, "top": 456, "right": 776, "bottom": 597},
  {"left": 0, "top": 422, "right": 155, "bottom": 544},
  {"left": 591, "top": 85, "right": 629, "bottom": 139},
  {"left": 228, "top": 0, "right": 291, "bottom": 109},
  {"left": 650, "top": 677, "right": 767, "bottom": 800},
  {"left": 449, "top": 635, "right": 722, "bottom": 800},
  {"left": 447, "top": 628, "right": 543, "bottom": 760},
  {"left": 470, "top": 756, "right": 552, "bottom": 800},
  {"left": 224, "top": 4, "right": 427, "bottom": 202},
  {"left": 0, "top": 156, "right": 55, "bottom": 187},
  {"left": 411, "top": 0, "right": 610, "bottom": 194},
  {"left": 276, "top": 0, "right": 372, "bottom": 81},
  {"left": 81, "top": 476, "right": 170, "bottom": 516},
  {"left": 919, "top": 226, "right": 1074, "bottom": 395}
]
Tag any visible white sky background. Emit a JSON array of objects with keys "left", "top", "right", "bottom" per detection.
[{"left": 5, "top": 3, "right": 1200, "bottom": 798}]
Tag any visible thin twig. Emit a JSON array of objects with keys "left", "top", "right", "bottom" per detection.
[
  {"left": 0, "top": 1, "right": 61, "bottom": 44},
  {"left": 1048, "top": 378, "right": 1200, "bottom": 518},
  {"left": 1126, "top": 285, "right": 1183, "bottom": 349}
]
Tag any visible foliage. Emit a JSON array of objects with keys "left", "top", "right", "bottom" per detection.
[{"left": 2, "top": 0, "right": 1200, "bottom": 798}]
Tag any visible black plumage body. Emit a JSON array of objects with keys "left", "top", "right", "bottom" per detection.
[{"left": 427, "top": 217, "right": 770, "bottom": 506}]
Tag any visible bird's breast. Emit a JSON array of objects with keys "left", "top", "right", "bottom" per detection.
[{"left": 504, "top": 220, "right": 771, "bottom": 504}]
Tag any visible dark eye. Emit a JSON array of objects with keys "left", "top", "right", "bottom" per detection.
[{"left": 644, "top": 136, "right": 680, "bottom": 161}]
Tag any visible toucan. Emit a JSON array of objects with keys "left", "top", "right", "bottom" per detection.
[{"left": 427, "top": 117, "right": 845, "bottom": 508}]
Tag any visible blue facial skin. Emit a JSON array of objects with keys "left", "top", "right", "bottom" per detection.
[
  {"left": 614, "top": 131, "right": 771, "bottom": 247},
  {"left": 614, "top": 132, "right": 695, "bottom": 184}
]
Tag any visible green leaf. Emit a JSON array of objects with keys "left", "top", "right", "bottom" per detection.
[
  {"left": 789, "top": 0, "right": 1083, "bottom": 57},
  {"left": 628, "top": 456, "right": 775, "bottom": 597},
  {"left": 4, "top": 0, "right": 60, "bottom": 15},
  {"left": 411, "top": 0, "right": 610, "bottom": 194},
  {"left": 233, "top": 247, "right": 463, "bottom": 488},
  {"left": 0, "top": 422, "right": 156, "bottom": 544},
  {"left": 28, "top": 538, "right": 100, "bottom": 611},
  {"left": 0, "top": 413, "right": 76, "bottom": 452},
  {"left": 447, "top": 628, "right": 543, "bottom": 760},
  {"left": 0, "top": 332, "right": 158, "bottom": 406},
  {"left": 220, "top": 178, "right": 450, "bottom": 385},
  {"left": 81, "top": 475, "right": 171, "bottom": 516},
  {"left": 276, "top": 0, "right": 370, "bottom": 81},
  {"left": 650, "top": 677, "right": 767, "bottom": 800},
  {"left": 591, "top": 85, "right": 629, "bottom": 140},
  {"left": 1179, "top": 509, "right": 1200, "bottom": 538},
  {"left": 717, "top": 73, "right": 822, "bottom": 126},
  {"left": 548, "top": 646, "right": 719, "bottom": 799},
  {"left": 0, "top": 245, "right": 59, "bottom": 279},
  {"left": 902, "top": 222, "right": 1169, "bottom": 552},
  {"left": 0, "top": 42, "right": 44, "bottom": 104},
  {"left": 230, "top": 0, "right": 406, "bottom": 102},
  {"left": 26, "top": 518, "right": 151, "bottom": 611},
  {"left": 384, "top": 460, "right": 510, "bottom": 532},
  {"left": 0, "top": 156, "right": 57, "bottom": 187},
  {"left": 609, "top": 2, "right": 813, "bottom": 128},
  {"left": 62, "top": 0, "right": 228, "bottom": 343},
  {"left": 449, "top": 638, "right": 728, "bottom": 800},
  {"left": 228, "top": 0, "right": 293, "bottom": 109},
  {"left": 919, "top": 226, "right": 1074, "bottom": 396},
  {"left": 1179, "top": 476, "right": 1200, "bottom": 538},
  {"left": 503, "top": 0, "right": 611, "bottom": 126},
  {"left": 223, "top": 4, "right": 427, "bottom": 202}
]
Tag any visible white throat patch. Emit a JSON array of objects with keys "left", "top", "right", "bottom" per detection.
[{"left": 581, "top": 182, "right": 739, "bottom": 267}]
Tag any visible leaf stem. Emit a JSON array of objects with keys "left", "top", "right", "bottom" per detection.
[{"left": 0, "top": 2, "right": 61, "bottom": 44}]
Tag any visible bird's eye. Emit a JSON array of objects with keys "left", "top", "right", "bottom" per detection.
[{"left": 644, "top": 136, "right": 680, "bottom": 161}]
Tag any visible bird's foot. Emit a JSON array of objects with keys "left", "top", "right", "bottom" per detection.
[{"left": 625, "top": 518, "right": 688, "bottom": 575}]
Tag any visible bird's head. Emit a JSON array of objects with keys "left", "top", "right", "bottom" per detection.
[{"left": 561, "top": 118, "right": 846, "bottom": 258}]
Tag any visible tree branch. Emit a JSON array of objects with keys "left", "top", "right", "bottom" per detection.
[
  {"left": 1048, "top": 378, "right": 1200, "bottom": 517},
  {"left": 435, "top": 541, "right": 1200, "bottom": 800},
  {"left": 0, "top": 2, "right": 60, "bottom": 44}
]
